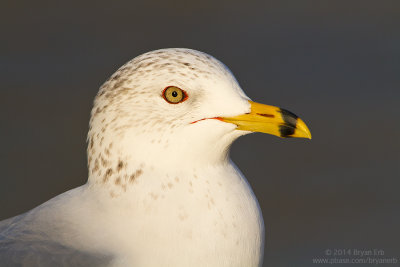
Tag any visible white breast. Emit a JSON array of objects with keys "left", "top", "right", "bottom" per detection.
[{"left": 100, "top": 162, "right": 265, "bottom": 267}]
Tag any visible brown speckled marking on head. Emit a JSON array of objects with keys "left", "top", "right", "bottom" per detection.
[
  {"left": 115, "top": 177, "right": 121, "bottom": 185},
  {"left": 103, "top": 168, "right": 113, "bottom": 183},
  {"left": 129, "top": 169, "right": 143, "bottom": 183},
  {"left": 98, "top": 90, "right": 105, "bottom": 97},
  {"left": 167, "top": 182, "right": 173, "bottom": 189},
  {"left": 93, "top": 158, "right": 100, "bottom": 174},
  {"left": 117, "top": 87, "right": 132, "bottom": 96},
  {"left": 100, "top": 155, "right": 109, "bottom": 167},
  {"left": 117, "top": 160, "right": 124, "bottom": 172},
  {"left": 86, "top": 48, "right": 239, "bottom": 185},
  {"left": 108, "top": 142, "right": 113, "bottom": 149},
  {"left": 113, "top": 78, "right": 127, "bottom": 89}
]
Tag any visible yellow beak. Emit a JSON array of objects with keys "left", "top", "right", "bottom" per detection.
[{"left": 220, "top": 101, "right": 312, "bottom": 139}]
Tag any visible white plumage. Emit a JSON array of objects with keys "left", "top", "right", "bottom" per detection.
[{"left": 0, "top": 48, "right": 311, "bottom": 267}]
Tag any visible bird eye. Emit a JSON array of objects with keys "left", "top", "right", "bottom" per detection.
[{"left": 162, "top": 86, "right": 188, "bottom": 104}]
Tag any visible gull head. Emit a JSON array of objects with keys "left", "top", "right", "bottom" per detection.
[{"left": 87, "top": 48, "right": 311, "bottom": 181}]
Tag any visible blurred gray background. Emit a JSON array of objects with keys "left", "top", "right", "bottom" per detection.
[{"left": 1, "top": 1, "right": 399, "bottom": 266}]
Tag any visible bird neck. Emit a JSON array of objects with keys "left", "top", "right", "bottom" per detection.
[
  {"left": 86, "top": 112, "right": 247, "bottom": 193},
  {"left": 85, "top": 134, "right": 235, "bottom": 197}
]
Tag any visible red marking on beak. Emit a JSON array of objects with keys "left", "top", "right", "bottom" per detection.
[
  {"left": 190, "top": 117, "right": 224, "bottom": 124},
  {"left": 256, "top": 113, "right": 275, "bottom": 118}
]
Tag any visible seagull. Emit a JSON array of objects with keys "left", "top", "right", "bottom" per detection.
[{"left": 0, "top": 48, "right": 311, "bottom": 267}]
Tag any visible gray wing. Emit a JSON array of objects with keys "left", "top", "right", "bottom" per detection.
[{"left": 0, "top": 214, "right": 113, "bottom": 267}]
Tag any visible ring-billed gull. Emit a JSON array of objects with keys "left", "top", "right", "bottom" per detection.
[{"left": 0, "top": 48, "right": 311, "bottom": 267}]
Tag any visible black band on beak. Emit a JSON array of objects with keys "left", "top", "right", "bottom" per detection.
[{"left": 279, "top": 108, "right": 299, "bottom": 138}]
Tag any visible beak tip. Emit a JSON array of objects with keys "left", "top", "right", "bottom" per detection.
[
  {"left": 303, "top": 129, "right": 312, "bottom": 140},
  {"left": 295, "top": 118, "right": 312, "bottom": 140}
]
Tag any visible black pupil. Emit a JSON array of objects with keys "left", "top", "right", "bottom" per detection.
[{"left": 172, "top": 90, "right": 178, "bottom": 97}]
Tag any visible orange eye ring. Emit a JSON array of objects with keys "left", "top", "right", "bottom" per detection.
[{"left": 162, "top": 86, "right": 188, "bottom": 104}]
